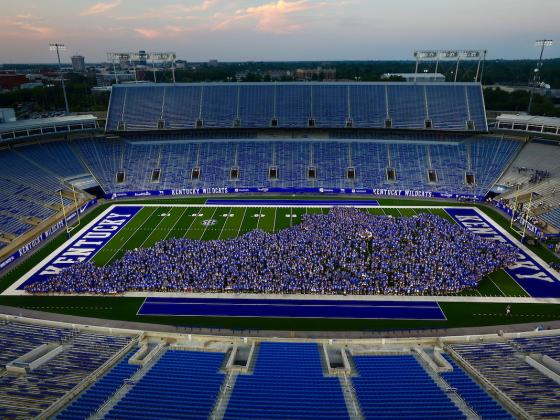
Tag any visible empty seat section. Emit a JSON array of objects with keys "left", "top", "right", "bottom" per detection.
[
  {"left": 106, "top": 86, "right": 126, "bottom": 130},
  {"left": 106, "top": 349, "right": 225, "bottom": 420},
  {"left": 387, "top": 85, "right": 426, "bottom": 129},
  {"left": 238, "top": 84, "right": 275, "bottom": 128},
  {"left": 56, "top": 350, "right": 140, "bottom": 420},
  {"left": 349, "top": 84, "right": 387, "bottom": 128},
  {"left": 313, "top": 85, "right": 348, "bottom": 128},
  {"left": 451, "top": 342, "right": 560, "bottom": 418},
  {"left": 352, "top": 354, "right": 465, "bottom": 419},
  {"left": 426, "top": 85, "right": 470, "bottom": 130},
  {"left": 163, "top": 85, "right": 202, "bottom": 129},
  {"left": 225, "top": 342, "right": 349, "bottom": 420},
  {"left": 466, "top": 85, "right": 487, "bottom": 131},
  {"left": 201, "top": 85, "right": 237, "bottom": 128},
  {"left": 122, "top": 86, "right": 164, "bottom": 129},
  {"left": 276, "top": 85, "right": 311, "bottom": 128}
]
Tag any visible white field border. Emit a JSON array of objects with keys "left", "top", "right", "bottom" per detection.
[{"left": 3, "top": 204, "right": 560, "bottom": 304}]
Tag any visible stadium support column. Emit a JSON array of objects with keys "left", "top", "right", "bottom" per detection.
[
  {"left": 49, "top": 43, "right": 70, "bottom": 115},
  {"left": 528, "top": 40, "right": 553, "bottom": 114}
]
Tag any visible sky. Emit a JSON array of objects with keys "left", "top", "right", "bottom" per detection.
[{"left": 0, "top": 0, "right": 558, "bottom": 63}]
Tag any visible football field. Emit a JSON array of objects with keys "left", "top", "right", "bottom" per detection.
[
  {"left": 91, "top": 205, "right": 528, "bottom": 298},
  {"left": 1, "top": 199, "right": 560, "bottom": 330},
  {"left": 9, "top": 203, "right": 555, "bottom": 300}
]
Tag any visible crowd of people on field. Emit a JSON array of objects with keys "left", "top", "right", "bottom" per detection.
[{"left": 25, "top": 208, "right": 518, "bottom": 296}]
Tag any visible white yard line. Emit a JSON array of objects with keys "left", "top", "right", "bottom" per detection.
[
  {"left": 272, "top": 207, "right": 278, "bottom": 232},
  {"left": 217, "top": 207, "right": 232, "bottom": 239},
  {"left": 182, "top": 207, "right": 203, "bottom": 239},
  {"left": 162, "top": 207, "right": 188, "bottom": 241},
  {"left": 197, "top": 207, "right": 219, "bottom": 240},
  {"left": 487, "top": 273, "right": 507, "bottom": 297},
  {"left": 138, "top": 207, "right": 175, "bottom": 248},
  {"left": 255, "top": 207, "right": 263, "bottom": 230},
  {"left": 235, "top": 207, "right": 248, "bottom": 237},
  {"left": 103, "top": 207, "right": 159, "bottom": 266}
]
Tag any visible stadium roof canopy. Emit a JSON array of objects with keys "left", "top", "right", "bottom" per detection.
[
  {"left": 0, "top": 115, "right": 98, "bottom": 143},
  {"left": 496, "top": 114, "right": 560, "bottom": 136}
]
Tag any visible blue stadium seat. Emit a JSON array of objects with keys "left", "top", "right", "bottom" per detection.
[
  {"left": 106, "top": 82, "right": 488, "bottom": 132},
  {"left": 352, "top": 354, "right": 466, "bottom": 419},
  {"left": 441, "top": 355, "right": 513, "bottom": 419},
  {"left": 106, "top": 349, "right": 226, "bottom": 420},
  {"left": 225, "top": 342, "right": 349, "bottom": 420}
]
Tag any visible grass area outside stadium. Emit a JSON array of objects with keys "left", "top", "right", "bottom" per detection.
[{"left": 0, "top": 195, "right": 559, "bottom": 332}]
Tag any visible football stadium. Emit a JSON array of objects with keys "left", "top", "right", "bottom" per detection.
[{"left": 1, "top": 31, "right": 560, "bottom": 420}]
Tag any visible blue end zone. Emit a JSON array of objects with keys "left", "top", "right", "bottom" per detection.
[
  {"left": 138, "top": 297, "right": 446, "bottom": 320},
  {"left": 445, "top": 208, "right": 560, "bottom": 298},
  {"left": 18, "top": 205, "right": 142, "bottom": 290},
  {"left": 205, "top": 199, "right": 380, "bottom": 206}
]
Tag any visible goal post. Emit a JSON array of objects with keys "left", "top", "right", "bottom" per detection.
[
  {"left": 58, "top": 186, "right": 82, "bottom": 238},
  {"left": 509, "top": 186, "right": 534, "bottom": 242}
]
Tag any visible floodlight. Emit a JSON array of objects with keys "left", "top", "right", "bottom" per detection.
[
  {"left": 528, "top": 39, "right": 553, "bottom": 113},
  {"left": 535, "top": 40, "right": 553, "bottom": 47},
  {"left": 49, "top": 43, "right": 66, "bottom": 51},
  {"left": 49, "top": 43, "right": 69, "bottom": 115}
]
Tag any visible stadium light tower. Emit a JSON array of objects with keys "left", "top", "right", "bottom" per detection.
[
  {"left": 49, "top": 43, "right": 70, "bottom": 115},
  {"left": 527, "top": 39, "right": 553, "bottom": 114}
]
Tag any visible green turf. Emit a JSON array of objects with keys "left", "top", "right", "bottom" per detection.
[
  {"left": 57, "top": 204, "right": 531, "bottom": 299},
  {"left": 0, "top": 197, "right": 557, "bottom": 331}
]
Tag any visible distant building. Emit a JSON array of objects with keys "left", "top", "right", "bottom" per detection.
[
  {"left": 71, "top": 55, "right": 86, "bottom": 72},
  {"left": 295, "top": 67, "right": 336, "bottom": 81},
  {"left": 208, "top": 59, "right": 219, "bottom": 67},
  {"left": 175, "top": 60, "right": 188, "bottom": 69},
  {"left": 496, "top": 114, "right": 560, "bottom": 136},
  {"left": 20, "top": 82, "right": 44, "bottom": 90},
  {"left": 0, "top": 108, "right": 16, "bottom": 123},
  {"left": 267, "top": 70, "right": 291, "bottom": 80},
  {"left": 134, "top": 51, "right": 148, "bottom": 67},
  {"left": 96, "top": 72, "right": 135, "bottom": 87},
  {"left": 382, "top": 73, "right": 446, "bottom": 83},
  {"left": 0, "top": 71, "right": 28, "bottom": 90}
]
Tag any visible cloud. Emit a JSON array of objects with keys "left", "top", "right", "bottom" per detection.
[
  {"left": 212, "top": 0, "right": 325, "bottom": 34},
  {"left": 248, "top": 0, "right": 315, "bottom": 32},
  {"left": 134, "top": 28, "right": 161, "bottom": 39},
  {"left": 115, "top": 0, "right": 220, "bottom": 21},
  {"left": 1, "top": 14, "right": 55, "bottom": 38},
  {"left": 81, "top": 0, "right": 121, "bottom": 16},
  {"left": 130, "top": 0, "right": 342, "bottom": 39}
]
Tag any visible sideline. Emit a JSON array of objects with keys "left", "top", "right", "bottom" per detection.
[{"left": 1, "top": 305, "right": 558, "bottom": 339}]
